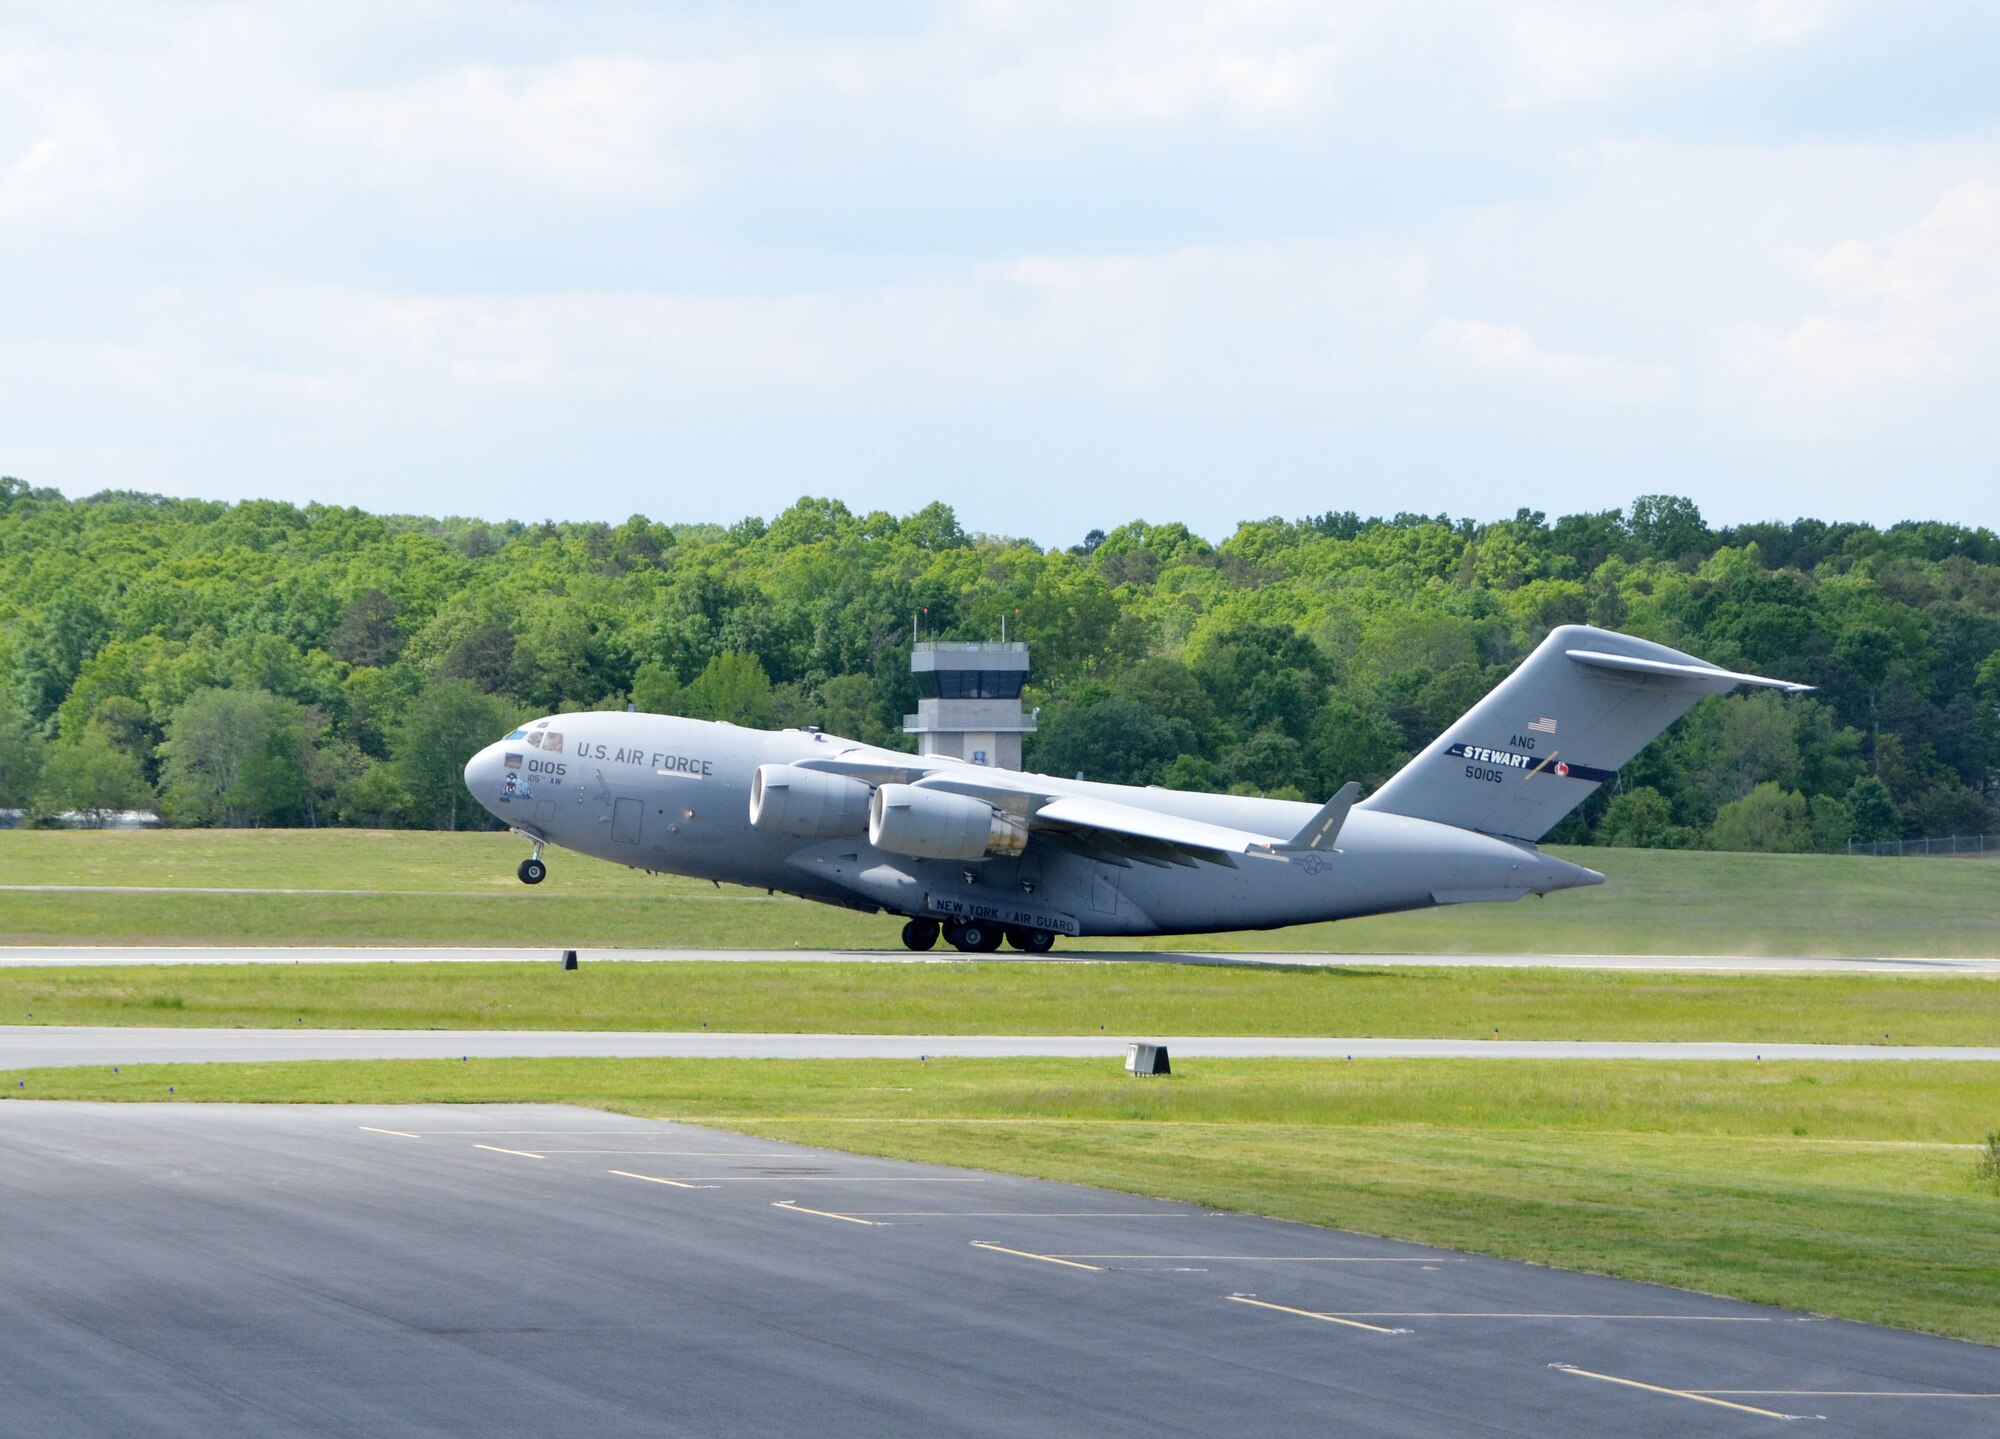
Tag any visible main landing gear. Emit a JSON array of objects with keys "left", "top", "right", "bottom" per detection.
[
  {"left": 901, "top": 917, "right": 1057, "bottom": 954},
  {"left": 517, "top": 839, "right": 547, "bottom": 885}
]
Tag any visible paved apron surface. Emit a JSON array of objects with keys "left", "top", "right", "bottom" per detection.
[{"left": 3, "top": 1103, "right": 1996, "bottom": 1438}]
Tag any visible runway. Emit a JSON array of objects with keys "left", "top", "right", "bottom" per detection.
[
  {"left": 6, "top": 944, "right": 1997, "bottom": 973},
  {"left": 6, "top": 1026, "right": 1998, "bottom": 1067},
  {"left": 2, "top": 1103, "right": 1992, "bottom": 1438}
]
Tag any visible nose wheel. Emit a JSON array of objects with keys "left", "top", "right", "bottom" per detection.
[{"left": 517, "top": 840, "right": 547, "bottom": 885}]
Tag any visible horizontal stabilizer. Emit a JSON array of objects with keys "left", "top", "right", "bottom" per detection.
[{"left": 1564, "top": 649, "right": 1814, "bottom": 694}]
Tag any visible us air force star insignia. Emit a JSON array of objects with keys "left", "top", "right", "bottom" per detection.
[{"left": 1292, "top": 854, "right": 1331, "bottom": 876}]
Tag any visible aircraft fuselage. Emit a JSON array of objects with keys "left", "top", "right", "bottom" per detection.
[{"left": 464, "top": 712, "right": 1601, "bottom": 940}]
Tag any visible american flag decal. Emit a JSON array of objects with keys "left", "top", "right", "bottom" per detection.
[{"left": 1528, "top": 717, "right": 1557, "bottom": 734}]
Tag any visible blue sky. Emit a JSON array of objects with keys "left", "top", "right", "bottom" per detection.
[{"left": 3, "top": 1, "right": 1997, "bottom": 546}]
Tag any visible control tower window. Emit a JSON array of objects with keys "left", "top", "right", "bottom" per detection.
[{"left": 915, "top": 670, "right": 1026, "bottom": 700}]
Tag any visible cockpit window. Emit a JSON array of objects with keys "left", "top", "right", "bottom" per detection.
[{"left": 504, "top": 729, "right": 527, "bottom": 740}]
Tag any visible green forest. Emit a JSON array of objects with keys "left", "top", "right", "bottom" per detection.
[{"left": 2, "top": 476, "right": 1996, "bottom": 852}]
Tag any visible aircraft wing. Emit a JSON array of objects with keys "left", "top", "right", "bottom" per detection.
[{"left": 796, "top": 753, "right": 1287, "bottom": 867}]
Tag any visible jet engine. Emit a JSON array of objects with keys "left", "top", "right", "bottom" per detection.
[
  {"left": 748, "top": 764, "right": 872, "bottom": 838},
  {"left": 868, "top": 783, "right": 1028, "bottom": 861}
]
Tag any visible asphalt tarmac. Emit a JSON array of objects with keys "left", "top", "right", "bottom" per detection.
[
  {"left": 8, "top": 1027, "right": 1999, "bottom": 1067},
  {"left": 7, "top": 945, "right": 1997, "bottom": 973},
  {"left": 4, "top": 1103, "right": 1995, "bottom": 1438}
]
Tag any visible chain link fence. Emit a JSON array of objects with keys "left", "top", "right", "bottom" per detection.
[{"left": 1847, "top": 833, "right": 2000, "bottom": 857}]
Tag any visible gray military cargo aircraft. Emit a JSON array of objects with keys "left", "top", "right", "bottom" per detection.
[{"left": 464, "top": 625, "right": 1808, "bottom": 952}]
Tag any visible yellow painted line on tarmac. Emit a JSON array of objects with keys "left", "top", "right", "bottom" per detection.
[
  {"left": 358, "top": 1126, "right": 421, "bottom": 1138},
  {"left": 1223, "top": 1296, "right": 1404, "bottom": 1334},
  {"left": 609, "top": 1170, "right": 704, "bottom": 1189},
  {"left": 970, "top": 1242, "right": 1103, "bottom": 1271},
  {"left": 773, "top": 1201, "right": 875, "bottom": 1226},
  {"left": 1216, "top": 1295, "right": 1408, "bottom": 1335},
  {"left": 1552, "top": 1365, "right": 1797, "bottom": 1419},
  {"left": 473, "top": 1144, "right": 545, "bottom": 1159}
]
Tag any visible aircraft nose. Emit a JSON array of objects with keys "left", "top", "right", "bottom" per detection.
[{"left": 464, "top": 740, "right": 505, "bottom": 806}]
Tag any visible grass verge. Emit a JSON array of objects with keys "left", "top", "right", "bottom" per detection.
[
  {"left": 7, "top": 1055, "right": 1997, "bottom": 1345},
  {"left": 3, "top": 961, "right": 1997, "bottom": 1041},
  {"left": 2, "top": 830, "right": 1996, "bottom": 955}
]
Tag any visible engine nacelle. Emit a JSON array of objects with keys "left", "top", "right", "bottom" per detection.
[
  {"left": 868, "top": 783, "right": 1027, "bottom": 861},
  {"left": 749, "top": 764, "right": 872, "bottom": 839}
]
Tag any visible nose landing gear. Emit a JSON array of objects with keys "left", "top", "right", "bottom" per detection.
[{"left": 517, "top": 839, "right": 547, "bottom": 885}]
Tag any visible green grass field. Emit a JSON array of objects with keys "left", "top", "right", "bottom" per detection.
[
  {"left": 6, "top": 959, "right": 1998, "bottom": 1042},
  {"left": 9, "top": 1055, "right": 1997, "bottom": 1345},
  {"left": 2, "top": 829, "right": 1996, "bottom": 954}
]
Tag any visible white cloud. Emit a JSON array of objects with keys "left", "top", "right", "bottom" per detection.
[
  {"left": 1425, "top": 317, "right": 1678, "bottom": 404},
  {"left": 1505, "top": 0, "right": 1838, "bottom": 105},
  {"left": 1724, "top": 180, "right": 2000, "bottom": 428},
  {"left": 952, "top": 1, "right": 1366, "bottom": 129}
]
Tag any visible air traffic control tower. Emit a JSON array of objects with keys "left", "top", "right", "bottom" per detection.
[{"left": 904, "top": 641, "right": 1036, "bottom": 769}]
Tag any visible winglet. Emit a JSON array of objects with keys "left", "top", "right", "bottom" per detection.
[{"left": 1282, "top": 781, "right": 1362, "bottom": 852}]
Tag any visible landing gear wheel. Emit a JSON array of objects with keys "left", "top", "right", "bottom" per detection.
[
  {"left": 901, "top": 918, "right": 940, "bottom": 952},
  {"left": 1006, "top": 927, "right": 1056, "bottom": 953},
  {"left": 517, "top": 858, "right": 547, "bottom": 885},
  {"left": 953, "top": 921, "right": 1003, "bottom": 953}
]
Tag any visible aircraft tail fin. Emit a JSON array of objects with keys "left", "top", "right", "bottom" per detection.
[{"left": 1357, "top": 625, "right": 1810, "bottom": 842}]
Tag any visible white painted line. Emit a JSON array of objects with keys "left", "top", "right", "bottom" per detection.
[
  {"left": 848, "top": 1212, "right": 1202, "bottom": 1218},
  {"left": 608, "top": 1169, "right": 706, "bottom": 1190},
  {"left": 773, "top": 1201, "right": 875, "bottom": 1226},
  {"left": 1552, "top": 1365, "right": 1802, "bottom": 1420},
  {"left": 1052, "top": 1256, "right": 1455, "bottom": 1263},
  {"left": 1224, "top": 1295, "right": 1406, "bottom": 1335},
  {"left": 527, "top": 1149, "right": 798, "bottom": 1156},
  {"left": 472, "top": 1144, "right": 545, "bottom": 1159},
  {"left": 631, "top": 1177, "right": 986, "bottom": 1183},
  {"left": 971, "top": 1242, "right": 1103, "bottom": 1272},
  {"left": 1334, "top": 1312, "right": 1767, "bottom": 1320},
  {"left": 1697, "top": 1391, "right": 2000, "bottom": 1399},
  {"left": 358, "top": 1126, "right": 421, "bottom": 1138}
]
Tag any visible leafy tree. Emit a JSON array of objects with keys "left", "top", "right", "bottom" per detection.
[
  {"left": 1845, "top": 776, "right": 1899, "bottom": 843},
  {"left": 1219, "top": 726, "right": 1309, "bottom": 799},
  {"left": 158, "top": 687, "right": 311, "bottom": 827},
  {"left": 1598, "top": 787, "right": 1680, "bottom": 849},
  {"left": 684, "top": 652, "right": 777, "bottom": 728},
  {"left": 390, "top": 680, "right": 513, "bottom": 831},
  {"left": 1629, "top": 494, "right": 1710, "bottom": 564},
  {"left": 34, "top": 728, "right": 154, "bottom": 825},
  {"left": 329, "top": 588, "right": 405, "bottom": 668},
  {"left": 439, "top": 622, "right": 520, "bottom": 697},
  {"left": 1034, "top": 698, "right": 1196, "bottom": 786},
  {"left": 1305, "top": 700, "right": 1403, "bottom": 795},
  {"left": 1710, "top": 782, "right": 1812, "bottom": 853},
  {"left": 1807, "top": 794, "right": 1852, "bottom": 853},
  {"left": 630, "top": 662, "right": 687, "bottom": 716},
  {"left": 0, "top": 693, "right": 47, "bottom": 808}
]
